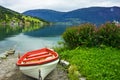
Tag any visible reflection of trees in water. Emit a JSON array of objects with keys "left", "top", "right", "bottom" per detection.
[
  {"left": 0, "top": 25, "right": 22, "bottom": 40},
  {"left": 24, "top": 25, "right": 69, "bottom": 37}
]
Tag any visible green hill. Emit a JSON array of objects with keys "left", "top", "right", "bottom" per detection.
[{"left": 0, "top": 6, "right": 49, "bottom": 26}]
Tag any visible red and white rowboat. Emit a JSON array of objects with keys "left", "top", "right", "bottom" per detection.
[{"left": 16, "top": 48, "right": 59, "bottom": 80}]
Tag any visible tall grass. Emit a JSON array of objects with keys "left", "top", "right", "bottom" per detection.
[{"left": 55, "top": 47, "right": 120, "bottom": 80}]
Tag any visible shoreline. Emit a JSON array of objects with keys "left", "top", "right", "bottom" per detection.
[{"left": 0, "top": 55, "right": 69, "bottom": 80}]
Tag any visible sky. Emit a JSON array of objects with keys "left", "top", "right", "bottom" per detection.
[{"left": 0, "top": 0, "right": 120, "bottom": 13}]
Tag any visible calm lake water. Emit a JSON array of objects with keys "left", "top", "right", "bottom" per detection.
[{"left": 0, "top": 25, "right": 71, "bottom": 54}]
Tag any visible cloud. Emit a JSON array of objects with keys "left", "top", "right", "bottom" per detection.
[{"left": 0, "top": 0, "right": 120, "bottom": 13}]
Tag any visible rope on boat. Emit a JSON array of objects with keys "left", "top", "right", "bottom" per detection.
[{"left": 38, "top": 69, "right": 42, "bottom": 80}]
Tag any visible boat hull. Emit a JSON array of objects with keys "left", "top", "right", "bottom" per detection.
[{"left": 19, "top": 59, "right": 59, "bottom": 80}]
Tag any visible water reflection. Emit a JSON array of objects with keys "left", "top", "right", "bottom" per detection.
[
  {"left": 0, "top": 33, "right": 62, "bottom": 54},
  {"left": 0, "top": 25, "right": 69, "bottom": 54},
  {"left": 24, "top": 25, "right": 70, "bottom": 37}
]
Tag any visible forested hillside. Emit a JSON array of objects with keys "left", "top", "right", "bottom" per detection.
[{"left": 0, "top": 6, "right": 48, "bottom": 26}]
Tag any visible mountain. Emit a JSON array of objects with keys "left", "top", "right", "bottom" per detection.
[
  {"left": 23, "top": 9, "right": 65, "bottom": 22},
  {"left": 23, "top": 6, "right": 120, "bottom": 25},
  {"left": 0, "top": 6, "right": 48, "bottom": 26}
]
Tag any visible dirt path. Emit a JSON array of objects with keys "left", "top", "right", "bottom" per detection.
[{"left": 0, "top": 55, "right": 69, "bottom": 80}]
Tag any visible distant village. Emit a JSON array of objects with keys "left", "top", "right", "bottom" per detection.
[
  {"left": 0, "top": 20, "right": 23, "bottom": 27},
  {"left": 0, "top": 19, "right": 44, "bottom": 27}
]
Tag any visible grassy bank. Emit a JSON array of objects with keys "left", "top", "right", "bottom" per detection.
[{"left": 56, "top": 47, "right": 120, "bottom": 80}]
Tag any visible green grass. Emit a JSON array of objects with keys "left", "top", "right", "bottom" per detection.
[{"left": 56, "top": 47, "right": 120, "bottom": 80}]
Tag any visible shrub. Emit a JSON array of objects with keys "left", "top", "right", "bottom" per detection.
[
  {"left": 62, "top": 23, "right": 96, "bottom": 48},
  {"left": 68, "top": 65, "right": 80, "bottom": 80},
  {"left": 62, "top": 26, "right": 79, "bottom": 48},
  {"left": 62, "top": 22, "right": 120, "bottom": 48},
  {"left": 96, "top": 22, "right": 120, "bottom": 48}
]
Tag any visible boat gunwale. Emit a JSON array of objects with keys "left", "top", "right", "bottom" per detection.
[{"left": 16, "top": 48, "right": 59, "bottom": 66}]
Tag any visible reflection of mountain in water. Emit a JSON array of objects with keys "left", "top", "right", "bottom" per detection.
[{"left": 24, "top": 25, "right": 71, "bottom": 37}]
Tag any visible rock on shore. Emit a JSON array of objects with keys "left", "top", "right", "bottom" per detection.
[
  {"left": 0, "top": 55, "right": 69, "bottom": 80},
  {"left": 0, "top": 49, "right": 15, "bottom": 59}
]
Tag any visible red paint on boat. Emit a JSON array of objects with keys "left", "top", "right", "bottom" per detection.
[{"left": 16, "top": 48, "right": 59, "bottom": 66}]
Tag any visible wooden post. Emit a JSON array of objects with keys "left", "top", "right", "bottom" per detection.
[{"left": 18, "top": 53, "right": 20, "bottom": 59}]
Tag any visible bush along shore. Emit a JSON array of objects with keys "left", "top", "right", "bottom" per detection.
[
  {"left": 62, "top": 22, "right": 120, "bottom": 48},
  {"left": 54, "top": 22, "right": 120, "bottom": 80}
]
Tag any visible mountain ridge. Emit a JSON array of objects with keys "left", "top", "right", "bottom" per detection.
[
  {"left": 23, "top": 6, "right": 120, "bottom": 25},
  {"left": 23, "top": 9, "right": 65, "bottom": 22}
]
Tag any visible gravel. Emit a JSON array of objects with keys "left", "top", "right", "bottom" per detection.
[{"left": 0, "top": 55, "right": 69, "bottom": 80}]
